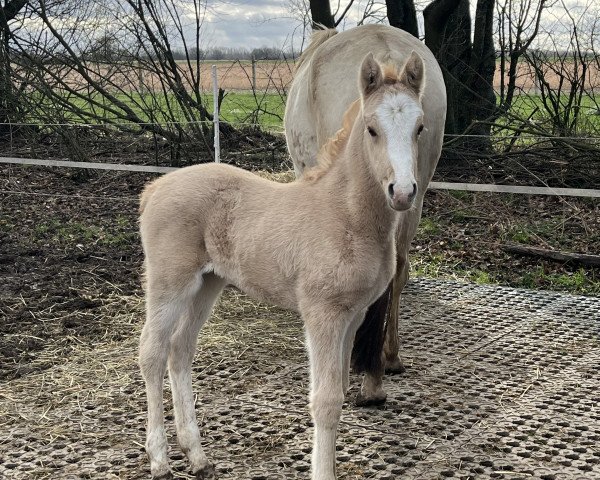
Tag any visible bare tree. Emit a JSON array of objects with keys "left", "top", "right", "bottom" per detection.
[
  {"left": 0, "top": 0, "right": 29, "bottom": 136},
  {"left": 385, "top": 0, "right": 418, "bottom": 37},
  {"left": 496, "top": 0, "right": 547, "bottom": 113},
  {"left": 309, "top": 0, "right": 335, "bottom": 28},
  {"left": 424, "top": 0, "right": 496, "bottom": 148},
  {"left": 7, "top": 0, "right": 225, "bottom": 163},
  {"left": 523, "top": 0, "right": 600, "bottom": 137}
]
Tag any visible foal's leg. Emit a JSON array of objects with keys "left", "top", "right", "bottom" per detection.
[
  {"left": 304, "top": 308, "right": 349, "bottom": 480},
  {"left": 383, "top": 252, "right": 409, "bottom": 373},
  {"left": 140, "top": 289, "right": 186, "bottom": 479},
  {"left": 169, "top": 273, "right": 225, "bottom": 478}
]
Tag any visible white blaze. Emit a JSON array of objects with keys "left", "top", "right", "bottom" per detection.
[{"left": 376, "top": 92, "right": 422, "bottom": 194}]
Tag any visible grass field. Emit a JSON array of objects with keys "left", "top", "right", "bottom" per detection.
[
  {"left": 505, "top": 94, "right": 600, "bottom": 133},
  {"left": 211, "top": 91, "right": 286, "bottom": 129},
  {"left": 36, "top": 89, "right": 598, "bottom": 138},
  {"left": 33, "top": 91, "right": 286, "bottom": 130}
]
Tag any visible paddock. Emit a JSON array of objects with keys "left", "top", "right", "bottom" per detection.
[
  {"left": 0, "top": 164, "right": 598, "bottom": 479},
  {"left": 1, "top": 277, "right": 598, "bottom": 479}
]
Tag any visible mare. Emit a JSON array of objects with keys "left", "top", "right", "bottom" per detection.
[
  {"left": 284, "top": 24, "right": 446, "bottom": 404},
  {"left": 139, "top": 51, "right": 438, "bottom": 480}
]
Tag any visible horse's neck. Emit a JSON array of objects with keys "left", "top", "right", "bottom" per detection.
[{"left": 324, "top": 119, "right": 398, "bottom": 239}]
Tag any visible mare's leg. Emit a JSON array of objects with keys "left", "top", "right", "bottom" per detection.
[
  {"left": 168, "top": 273, "right": 226, "bottom": 478},
  {"left": 342, "top": 311, "right": 366, "bottom": 394},
  {"left": 353, "top": 287, "right": 390, "bottom": 407},
  {"left": 383, "top": 200, "right": 425, "bottom": 374},
  {"left": 140, "top": 287, "right": 188, "bottom": 479},
  {"left": 356, "top": 360, "right": 387, "bottom": 407},
  {"left": 383, "top": 252, "right": 409, "bottom": 373},
  {"left": 304, "top": 307, "right": 350, "bottom": 480}
]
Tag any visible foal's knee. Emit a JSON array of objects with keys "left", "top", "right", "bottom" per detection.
[
  {"left": 310, "top": 391, "right": 344, "bottom": 428},
  {"left": 139, "top": 328, "right": 170, "bottom": 380}
]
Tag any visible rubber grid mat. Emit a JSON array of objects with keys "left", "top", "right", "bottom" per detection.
[{"left": 1, "top": 279, "right": 598, "bottom": 479}]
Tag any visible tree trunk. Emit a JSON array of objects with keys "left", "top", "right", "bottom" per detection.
[
  {"left": 309, "top": 0, "right": 335, "bottom": 29},
  {"left": 386, "top": 0, "right": 419, "bottom": 38},
  {"left": 425, "top": 0, "right": 471, "bottom": 135},
  {"left": 468, "top": 0, "right": 496, "bottom": 142},
  {"left": 424, "top": 0, "right": 496, "bottom": 152}
]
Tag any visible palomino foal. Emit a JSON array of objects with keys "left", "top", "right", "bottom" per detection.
[{"left": 139, "top": 52, "right": 427, "bottom": 480}]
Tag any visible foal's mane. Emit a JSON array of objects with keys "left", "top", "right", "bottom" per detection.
[
  {"left": 382, "top": 64, "right": 401, "bottom": 84},
  {"left": 303, "top": 99, "right": 360, "bottom": 182},
  {"left": 302, "top": 62, "right": 402, "bottom": 183}
]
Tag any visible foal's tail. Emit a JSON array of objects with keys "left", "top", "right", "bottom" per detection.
[
  {"left": 139, "top": 182, "right": 159, "bottom": 214},
  {"left": 351, "top": 283, "right": 392, "bottom": 375}
]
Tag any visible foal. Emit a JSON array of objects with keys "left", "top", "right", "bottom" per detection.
[{"left": 139, "top": 52, "right": 426, "bottom": 480}]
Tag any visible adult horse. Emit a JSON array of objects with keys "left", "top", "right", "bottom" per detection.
[
  {"left": 285, "top": 24, "right": 446, "bottom": 405},
  {"left": 139, "top": 51, "right": 437, "bottom": 480}
]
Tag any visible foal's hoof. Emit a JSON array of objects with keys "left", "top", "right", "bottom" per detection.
[
  {"left": 355, "top": 391, "right": 387, "bottom": 407},
  {"left": 154, "top": 472, "right": 173, "bottom": 480},
  {"left": 385, "top": 357, "right": 406, "bottom": 374},
  {"left": 194, "top": 463, "right": 216, "bottom": 479}
]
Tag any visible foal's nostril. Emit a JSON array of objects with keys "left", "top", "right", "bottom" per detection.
[
  {"left": 409, "top": 182, "right": 417, "bottom": 201},
  {"left": 388, "top": 183, "right": 395, "bottom": 198}
]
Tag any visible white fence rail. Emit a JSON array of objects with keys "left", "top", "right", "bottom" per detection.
[{"left": 1, "top": 156, "right": 599, "bottom": 198}]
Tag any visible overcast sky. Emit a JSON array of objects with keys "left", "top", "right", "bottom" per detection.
[
  {"left": 200, "top": 1, "right": 301, "bottom": 50},
  {"left": 181, "top": 0, "right": 595, "bottom": 52}
]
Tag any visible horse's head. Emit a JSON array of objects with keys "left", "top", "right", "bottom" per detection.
[{"left": 358, "top": 52, "right": 425, "bottom": 211}]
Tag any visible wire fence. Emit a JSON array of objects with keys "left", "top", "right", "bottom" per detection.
[
  {"left": 1, "top": 155, "right": 600, "bottom": 199},
  {"left": 1, "top": 116, "right": 599, "bottom": 190},
  {"left": 0, "top": 118, "right": 289, "bottom": 172},
  {"left": 4, "top": 120, "right": 600, "bottom": 140}
]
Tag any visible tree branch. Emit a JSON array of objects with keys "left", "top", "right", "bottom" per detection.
[{"left": 503, "top": 244, "right": 600, "bottom": 267}]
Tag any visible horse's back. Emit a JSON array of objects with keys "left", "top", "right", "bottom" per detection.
[
  {"left": 139, "top": 163, "right": 268, "bottom": 279},
  {"left": 286, "top": 24, "right": 446, "bottom": 182}
]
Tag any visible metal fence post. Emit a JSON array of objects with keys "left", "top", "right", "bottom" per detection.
[
  {"left": 212, "top": 64, "right": 220, "bottom": 163},
  {"left": 252, "top": 55, "right": 256, "bottom": 93}
]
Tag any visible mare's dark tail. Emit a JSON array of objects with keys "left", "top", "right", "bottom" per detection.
[{"left": 351, "top": 282, "right": 392, "bottom": 375}]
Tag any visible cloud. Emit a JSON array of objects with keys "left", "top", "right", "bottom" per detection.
[
  {"left": 194, "top": 0, "right": 301, "bottom": 49},
  {"left": 172, "top": 0, "right": 596, "bottom": 53}
]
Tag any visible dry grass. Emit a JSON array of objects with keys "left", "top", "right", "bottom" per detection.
[
  {"left": 0, "top": 287, "right": 304, "bottom": 448},
  {"left": 58, "top": 60, "right": 600, "bottom": 93},
  {"left": 255, "top": 168, "right": 295, "bottom": 183}
]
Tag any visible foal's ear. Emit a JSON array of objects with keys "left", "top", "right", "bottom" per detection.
[
  {"left": 400, "top": 51, "right": 425, "bottom": 96},
  {"left": 360, "top": 53, "right": 383, "bottom": 96}
]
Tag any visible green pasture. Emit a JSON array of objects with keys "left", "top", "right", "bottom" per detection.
[
  {"left": 29, "top": 90, "right": 599, "bottom": 138},
  {"left": 497, "top": 94, "right": 600, "bottom": 134},
  {"left": 29, "top": 91, "right": 286, "bottom": 130},
  {"left": 211, "top": 91, "right": 286, "bottom": 129}
]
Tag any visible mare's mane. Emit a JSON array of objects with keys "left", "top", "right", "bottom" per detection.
[{"left": 295, "top": 27, "right": 338, "bottom": 71}]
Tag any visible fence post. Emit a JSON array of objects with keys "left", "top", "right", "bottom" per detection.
[
  {"left": 252, "top": 54, "right": 256, "bottom": 93},
  {"left": 212, "top": 64, "right": 220, "bottom": 163}
]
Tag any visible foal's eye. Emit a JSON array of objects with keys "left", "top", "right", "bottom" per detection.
[
  {"left": 367, "top": 127, "right": 377, "bottom": 137},
  {"left": 417, "top": 124, "right": 424, "bottom": 135}
]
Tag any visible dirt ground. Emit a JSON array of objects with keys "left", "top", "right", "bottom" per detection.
[{"left": 1, "top": 164, "right": 597, "bottom": 382}]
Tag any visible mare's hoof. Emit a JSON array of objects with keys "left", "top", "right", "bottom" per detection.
[
  {"left": 355, "top": 392, "right": 387, "bottom": 407},
  {"left": 385, "top": 358, "right": 406, "bottom": 374},
  {"left": 194, "top": 463, "right": 216, "bottom": 479}
]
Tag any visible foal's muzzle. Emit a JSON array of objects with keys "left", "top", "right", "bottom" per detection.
[{"left": 387, "top": 181, "right": 417, "bottom": 211}]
